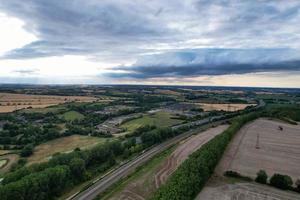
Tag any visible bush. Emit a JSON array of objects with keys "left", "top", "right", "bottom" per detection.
[
  {"left": 20, "top": 144, "right": 34, "bottom": 157},
  {"left": 224, "top": 170, "right": 240, "bottom": 177},
  {"left": 224, "top": 171, "right": 252, "bottom": 182},
  {"left": 270, "top": 174, "right": 293, "bottom": 190},
  {"left": 295, "top": 179, "right": 300, "bottom": 193},
  {"left": 255, "top": 170, "right": 268, "bottom": 184}
]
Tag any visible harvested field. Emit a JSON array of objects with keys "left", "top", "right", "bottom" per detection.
[
  {"left": 27, "top": 135, "right": 108, "bottom": 165},
  {"left": 196, "top": 118, "right": 300, "bottom": 200},
  {"left": 216, "top": 118, "right": 300, "bottom": 181},
  {"left": 0, "top": 154, "right": 19, "bottom": 173},
  {"left": 0, "top": 92, "right": 98, "bottom": 113},
  {"left": 196, "top": 103, "right": 256, "bottom": 112},
  {"left": 154, "top": 125, "right": 229, "bottom": 187},
  {"left": 106, "top": 125, "right": 229, "bottom": 200},
  {"left": 196, "top": 182, "right": 300, "bottom": 200}
]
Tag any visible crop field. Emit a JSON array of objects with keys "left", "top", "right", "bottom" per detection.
[
  {"left": 120, "top": 111, "right": 183, "bottom": 132},
  {"left": 22, "top": 105, "right": 68, "bottom": 114},
  {"left": 196, "top": 182, "right": 300, "bottom": 200},
  {"left": 27, "top": 135, "right": 108, "bottom": 165},
  {"left": 106, "top": 125, "right": 229, "bottom": 200},
  {"left": 196, "top": 118, "right": 300, "bottom": 200},
  {"left": 196, "top": 103, "right": 256, "bottom": 111},
  {"left": 59, "top": 110, "right": 85, "bottom": 121},
  {"left": 154, "top": 89, "right": 182, "bottom": 96},
  {"left": 216, "top": 118, "right": 300, "bottom": 181},
  {"left": 0, "top": 154, "right": 19, "bottom": 173},
  {"left": 0, "top": 92, "right": 98, "bottom": 113}
]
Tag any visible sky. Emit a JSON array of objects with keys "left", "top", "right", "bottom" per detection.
[{"left": 0, "top": 0, "right": 300, "bottom": 87}]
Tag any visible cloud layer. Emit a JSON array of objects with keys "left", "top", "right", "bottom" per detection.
[
  {"left": 0, "top": 0, "right": 300, "bottom": 83},
  {"left": 107, "top": 48, "right": 300, "bottom": 78},
  {"left": 1, "top": 0, "right": 300, "bottom": 59}
]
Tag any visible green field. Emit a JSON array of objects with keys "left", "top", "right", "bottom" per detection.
[
  {"left": 27, "top": 135, "right": 109, "bottom": 165},
  {"left": 0, "top": 159, "right": 8, "bottom": 168},
  {"left": 121, "top": 111, "right": 183, "bottom": 132},
  {"left": 59, "top": 111, "right": 85, "bottom": 121}
]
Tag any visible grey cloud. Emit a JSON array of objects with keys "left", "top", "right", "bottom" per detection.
[
  {"left": 0, "top": 0, "right": 300, "bottom": 61},
  {"left": 106, "top": 48, "right": 300, "bottom": 78}
]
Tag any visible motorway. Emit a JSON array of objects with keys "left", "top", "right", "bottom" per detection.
[{"left": 71, "top": 100, "right": 265, "bottom": 200}]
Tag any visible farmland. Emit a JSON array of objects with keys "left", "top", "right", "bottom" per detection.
[
  {"left": 120, "top": 111, "right": 183, "bottom": 132},
  {"left": 196, "top": 182, "right": 300, "bottom": 200},
  {"left": 196, "top": 103, "right": 256, "bottom": 111},
  {"left": 0, "top": 92, "right": 98, "bottom": 113},
  {"left": 0, "top": 159, "right": 7, "bottom": 168},
  {"left": 0, "top": 85, "right": 299, "bottom": 200},
  {"left": 104, "top": 125, "right": 229, "bottom": 200},
  {"left": 216, "top": 118, "right": 300, "bottom": 181},
  {"left": 196, "top": 118, "right": 300, "bottom": 200},
  {"left": 59, "top": 111, "right": 85, "bottom": 121},
  {"left": 27, "top": 134, "right": 109, "bottom": 165}
]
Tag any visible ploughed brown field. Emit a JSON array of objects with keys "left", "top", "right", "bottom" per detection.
[
  {"left": 0, "top": 92, "right": 98, "bottom": 113},
  {"left": 196, "top": 118, "right": 300, "bottom": 200}
]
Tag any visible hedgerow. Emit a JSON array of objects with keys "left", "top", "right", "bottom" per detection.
[{"left": 150, "top": 112, "right": 261, "bottom": 200}]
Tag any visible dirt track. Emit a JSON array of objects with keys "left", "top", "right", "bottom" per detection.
[{"left": 108, "top": 125, "right": 229, "bottom": 200}]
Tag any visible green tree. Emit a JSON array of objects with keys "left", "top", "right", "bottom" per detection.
[
  {"left": 255, "top": 170, "right": 268, "bottom": 184},
  {"left": 296, "top": 179, "right": 300, "bottom": 193},
  {"left": 20, "top": 144, "right": 34, "bottom": 157},
  {"left": 70, "top": 158, "right": 86, "bottom": 181},
  {"left": 270, "top": 174, "right": 293, "bottom": 190}
]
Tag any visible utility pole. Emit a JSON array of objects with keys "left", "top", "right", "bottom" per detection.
[{"left": 255, "top": 133, "right": 260, "bottom": 149}]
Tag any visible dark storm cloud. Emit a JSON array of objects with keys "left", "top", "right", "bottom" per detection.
[{"left": 106, "top": 48, "right": 300, "bottom": 78}]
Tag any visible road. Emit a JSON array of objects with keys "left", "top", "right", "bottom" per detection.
[
  {"left": 71, "top": 100, "right": 265, "bottom": 200},
  {"left": 71, "top": 121, "right": 223, "bottom": 200}
]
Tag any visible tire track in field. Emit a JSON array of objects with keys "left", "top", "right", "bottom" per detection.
[{"left": 154, "top": 125, "right": 229, "bottom": 188}]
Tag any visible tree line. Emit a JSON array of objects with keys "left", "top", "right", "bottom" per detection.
[
  {"left": 0, "top": 140, "right": 123, "bottom": 200},
  {"left": 0, "top": 122, "right": 190, "bottom": 200},
  {"left": 150, "top": 112, "right": 261, "bottom": 200}
]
